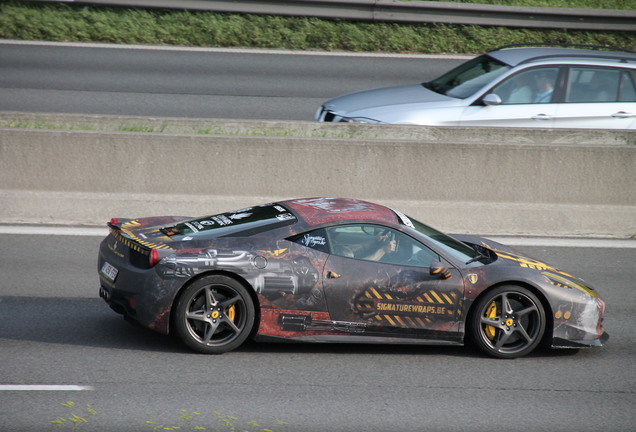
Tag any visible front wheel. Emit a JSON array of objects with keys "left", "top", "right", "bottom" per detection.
[
  {"left": 469, "top": 285, "right": 546, "bottom": 359},
  {"left": 174, "top": 275, "right": 255, "bottom": 354}
]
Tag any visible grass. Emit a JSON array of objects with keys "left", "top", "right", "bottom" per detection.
[
  {"left": 145, "top": 410, "right": 289, "bottom": 432},
  {"left": 49, "top": 402, "right": 288, "bottom": 431},
  {"left": 422, "top": 0, "right": 633, "bottom": 7},
  {"left": 1, "top": 1, "right": 634, "bottom": 54},
  {"left": 0, "top": 113, "right": 418, "bottom": 139},
  {"left": 3, "top": 113, "right": 633, "bottom": 147},
  {"left": 50, "top": 401, "right": 97, "bottom": 431}
]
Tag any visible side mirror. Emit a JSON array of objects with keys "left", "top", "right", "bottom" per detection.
[
  {"left": 482, "top": 93, "right": 502, "bottom": 106},
  {"left": 430, "top": 260, "right": 452, "bottom": 280}
]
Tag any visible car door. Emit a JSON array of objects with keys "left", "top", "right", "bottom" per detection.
[
  {"left": 552, "top": 67, "right": 636, "bottom": 129},
  {"left": 457, "top": 67, "right": 561, "bottom": 127},
  {"left": 458, "top": 103, "right": 558, "bottom": 127},
  {"left": 321, "top": 224, "right": 465, "bottom": 341}
]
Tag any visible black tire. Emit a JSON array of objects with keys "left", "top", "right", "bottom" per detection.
[
  {"left": 469, "top": 285, "right": 546, "bottom": 359},
  {"left": 174, "top": 275, "right": 255, "bottom": 354}
]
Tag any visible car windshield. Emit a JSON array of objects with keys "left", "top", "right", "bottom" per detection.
[
  {"left": 402, "top": 215, "right": 484, "bottom": 265},
  {"left": 161, "top": 204, "right": 296, "bottom": 238},
  {"left": 425, "top": 54, "right": 510, "bottom": 99}
]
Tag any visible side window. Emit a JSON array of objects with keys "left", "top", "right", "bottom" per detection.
[
  {"left": 566, "top": 67, "right": 620, "bottom": 103},
  {"left": 290, "top": 228, "right": 330, "bottom": 254},
  {"left": 619, "top": 70, "right": 636, "bottom": 102},
  {"left": 491, "top": 67, "right": 559, "bottom": 104},
  {"left": 326, "top": 224, "right": 439, "bottom": 268}
]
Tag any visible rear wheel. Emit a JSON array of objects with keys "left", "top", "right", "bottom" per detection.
[
  {"left": 469, "top": 285, "right": 546, "bottom": 359},
  {"left": 174, "top": 275, "right": 254, "bottom": 354}
]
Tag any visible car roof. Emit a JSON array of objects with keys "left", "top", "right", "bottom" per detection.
[
  {"left": 487, "top": 46, "right": 636, "bottom": 67},
  {"left": 282, "top": 197, "right": 398, "bottom": 227}
]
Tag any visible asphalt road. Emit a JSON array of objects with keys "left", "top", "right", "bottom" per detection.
[
  {"left": 1, "top": 233, "right": 634, "bottom": 431},
  {"left": 1, "top": 41, "right": 634, "bottom": 431},
  {"left": 0, "top": 41, "right": 465, "bottom": 121}
]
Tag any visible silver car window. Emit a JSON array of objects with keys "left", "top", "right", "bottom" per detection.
[
  {"left": 566, "top": 67, "right": 621, "bottom": 103},
  {"left": 427, "top": 55, "right": 510, "bottom": 99},
  {"left": 619, "top": 71, "right": 636, "bottom": 102},
  {"left": 491, "top": 67, "right": 560, "bottom": 105}
]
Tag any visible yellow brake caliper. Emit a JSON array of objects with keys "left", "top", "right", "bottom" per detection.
[
  {"left": 226, "top": 305, "right": 236, "bottom": 323},
  {"left": 485, "top": 301, "right": 497, "bottom": 340}
]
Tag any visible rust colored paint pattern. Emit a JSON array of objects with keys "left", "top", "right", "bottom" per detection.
[{"left": 285, "top": 198, "right": 397, "bottom": 227}]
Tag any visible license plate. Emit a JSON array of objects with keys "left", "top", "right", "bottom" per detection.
[{"left": 101, "top": 261, "right": 119, "bottom": 282}]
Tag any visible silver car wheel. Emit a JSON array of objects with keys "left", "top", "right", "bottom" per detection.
[
  {"left": 175, "top": 275, "right": 254, "bottom": 354},
  {"left": 470, "top": 285, "right": 546, "bottom": 359}
]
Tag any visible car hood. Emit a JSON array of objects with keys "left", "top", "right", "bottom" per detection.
[
  {"left": 322, "top": 83, "right": 456, "bottom": 118},
  {"left": 455, "top": 234, "right": 599, "bottom": 297}
]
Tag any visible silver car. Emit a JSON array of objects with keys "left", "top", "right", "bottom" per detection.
[{"left": 316, "top": 45, "right": 636, "bottom": 129}]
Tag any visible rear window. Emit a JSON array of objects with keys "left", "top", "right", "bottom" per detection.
[
  {"left": 566, "top": 67, "right": 636, "bottom": 103},
  {"left": 161, "top": 204, "right": 296, "bottom": 238}
]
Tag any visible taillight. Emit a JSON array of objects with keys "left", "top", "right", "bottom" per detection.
[
  {"left": 110, "top": 218, "right": 119, "bottom": 225},
  {"left": 596, "top": 298, "right": 606, "bottom": 335},
  {"left": 149, "top": 248, "right": 159, "bottom": 267},
  {"left": 149, "top": 249, "right": 159, "bottom": 267}
]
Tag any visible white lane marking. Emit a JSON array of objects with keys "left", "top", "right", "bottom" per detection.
[
  {"left": 0, "top": 39, "right": 471, "bottom": 59},
  {"left": 489, "top": 237, "right": 636, "bottom": 249},
  {"left": 0, "top": 385, "right": 93, "bottom": 391},
  {"left": 0, "top": 225, "right": 634, "bottom": 248},
  {"left": 0, "top": 226, "right": 108, "bottom": 236}
]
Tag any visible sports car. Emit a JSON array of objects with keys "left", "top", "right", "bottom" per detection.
[{"left": 98, "top": 197, "right": 608, "bottom": 358}]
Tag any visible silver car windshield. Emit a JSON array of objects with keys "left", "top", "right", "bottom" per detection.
[{"left": 425, "top": 54, "right": 510, "bottom": 99}]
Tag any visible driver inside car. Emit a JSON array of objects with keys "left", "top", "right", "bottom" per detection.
[{"left": 361, "top": 233, "right": 397, "bottom": 261}]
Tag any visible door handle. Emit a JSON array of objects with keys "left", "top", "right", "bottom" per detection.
[
  {"left": 612, "top": 111, "right": 634, "bottom": 119},
  {"left": 531, "top": 113, "right": 552, "bottom": 121},
  {"left": 327, "top": 271, "right": 341, "bottom": 279}
]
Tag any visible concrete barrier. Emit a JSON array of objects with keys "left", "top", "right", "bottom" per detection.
[{"left": 1, "top": 113, "right": 635, "bottom": 238}]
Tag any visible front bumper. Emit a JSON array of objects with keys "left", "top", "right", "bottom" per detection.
[
  {"left": 552, "top": 331, "right": 609, "bottom": 349},
  {"left": 550, "top": 296, "right": 608, "bottom": 349}
]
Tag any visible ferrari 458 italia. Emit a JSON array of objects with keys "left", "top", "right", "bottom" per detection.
[{"left": 98, "top": 197, "right": 608, "bottom": 358}]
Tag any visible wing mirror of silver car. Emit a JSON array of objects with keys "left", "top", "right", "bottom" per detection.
[
  {"left": 482, "top": 93, "right": 502, "bottom": 106},
  {"left": 430, "top": 260, "right": 452, "bottom": 279}
]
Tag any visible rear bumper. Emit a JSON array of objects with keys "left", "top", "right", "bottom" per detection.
[{"left": 98, "top": 235, "right": 175, "bottom": 334}]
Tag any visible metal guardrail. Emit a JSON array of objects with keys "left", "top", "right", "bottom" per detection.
[{"left": 35, "top": 0, "right": 636, "bottom": 32}]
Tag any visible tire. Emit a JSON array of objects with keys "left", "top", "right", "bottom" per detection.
[
  {"left": 174, "top": 275, "right": 255, "bottom": 354},
  {"left": 469, "top": 285, "right": 546, "bottom": 359}
]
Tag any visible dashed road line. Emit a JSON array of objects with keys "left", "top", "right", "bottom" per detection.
[{"left": 0, "top": 385, "right": 94, "bottom": 391}]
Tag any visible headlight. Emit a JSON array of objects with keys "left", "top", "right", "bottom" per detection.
[
  {"left": 339, "top": 116, "right": 381, "bottom": 124},
  {"left": 541, "top": 271, "right": 597, "bottom": 298},
  {"left": 316, "top": 109, "right": 381, "bottom": 124},
  {"left": 314, "top": 106, "right": 325, "bottom": 121},
  {"left": 340, "top": 117, "right": 380, "bottom": 123}
]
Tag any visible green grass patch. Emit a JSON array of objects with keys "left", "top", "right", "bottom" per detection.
[
  {"left": 421, "top": 0, "right": 632, "bottom": 7},
  {"left": 1, "top": 1, "right": 634, "bottom": 54},
  {"left": 49, "top": 401, "right": 289, "bottom": 431},
  {"left": 117, "top": 123, "right": 168, "bottom": 133}
]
